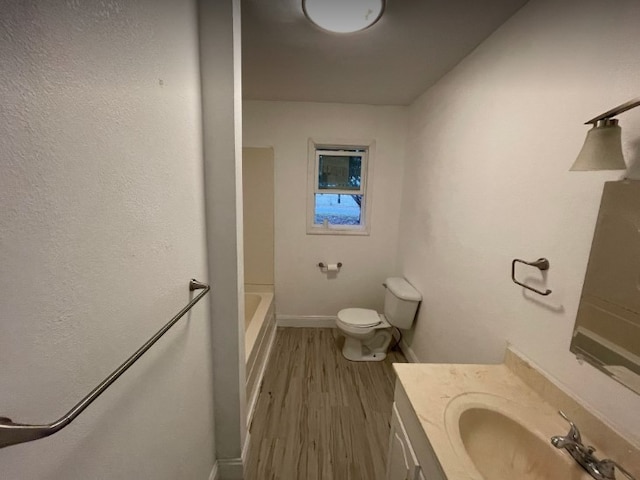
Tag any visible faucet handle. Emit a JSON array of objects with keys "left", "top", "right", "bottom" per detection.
[
  {"left": 597, "top": 459, "right": 637, "bottom": 480},
  {"left": 558, "top": 411, "right": 582, "bottom": 443}
]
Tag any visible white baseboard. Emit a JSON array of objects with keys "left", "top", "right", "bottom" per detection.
[
  {"left": 217, "top": 458, "right": 244, "bottom": 480},
  {"left": 399, "top": 338, "right": 420, "bottom": 363},
  {"left": 276, "top": 315, "right": 420, "bottom": 363},
  {"left": 276, "top": 314, "right": 337, "bottom": 328},
  {"left": 208, "top": 462, "right": 219, "bottom": 480}
]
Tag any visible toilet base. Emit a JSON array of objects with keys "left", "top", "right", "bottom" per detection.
[{"left": 340, "top": 329, "right": 392, "bottom": 362}]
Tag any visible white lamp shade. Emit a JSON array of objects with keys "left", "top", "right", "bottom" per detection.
[
  {"left": 571, "top": 123, "right": 627, "bottom": 171},
  {"left": 303, "top": 0, "right": 384, "bottom": 33}
]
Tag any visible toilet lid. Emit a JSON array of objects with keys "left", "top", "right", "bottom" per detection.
[{"left": 337, "top": 308, "right": 381, "bottom": 328}]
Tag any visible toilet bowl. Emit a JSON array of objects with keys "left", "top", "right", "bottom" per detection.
[
  {"left": 336, "top": 308, "right": 393, "bottom": 361},
  {"left": 335, "top": 277, "right": 421, "bottom": 362}
]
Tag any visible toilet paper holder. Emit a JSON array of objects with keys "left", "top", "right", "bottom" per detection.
[{"left": 318, "top": 262, "right": 342, "bottom": 269}]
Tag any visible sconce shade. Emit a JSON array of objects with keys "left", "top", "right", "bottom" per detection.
[{"left": 571, "top": 121, "right": 626, "bottom": 171}]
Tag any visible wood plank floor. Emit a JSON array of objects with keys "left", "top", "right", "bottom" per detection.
[{"left": 245, "top": 328, "right": 407, "bottom": 480}]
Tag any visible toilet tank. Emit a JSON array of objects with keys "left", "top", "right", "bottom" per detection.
[{"left": 384, "top": 277, "right": 422, "bottom": 329}]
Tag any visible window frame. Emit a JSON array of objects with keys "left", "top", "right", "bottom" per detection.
[{"left": 306, "top": 138, "right": 375, "bottom": 236}]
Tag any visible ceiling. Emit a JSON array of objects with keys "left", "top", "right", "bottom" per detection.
[{"left": 241, "top": 0, "right": 528, "bottom": 106}]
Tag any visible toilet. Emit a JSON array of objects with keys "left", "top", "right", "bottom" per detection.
[{"left": 336, "top": 277, "right": 422, "bottom": 361}]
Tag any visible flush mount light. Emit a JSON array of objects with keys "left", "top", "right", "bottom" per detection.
[
  {"left": 303, "top": 0, "right": 385, "bottom": 34},
  {"left": 571, "top": 97, "right": 640, "bottom": 171}
]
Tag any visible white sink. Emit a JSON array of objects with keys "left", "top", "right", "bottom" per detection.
[{"left": 444, "top": 392, "right": 591, "bottom": 480}]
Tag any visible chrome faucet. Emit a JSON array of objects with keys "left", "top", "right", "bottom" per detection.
[{"left": 550, "top": 411, "right": 636, "bottom": 480}]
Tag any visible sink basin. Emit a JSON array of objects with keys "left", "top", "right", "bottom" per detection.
[
  {"left": 458, "top": 407, "right": 585, "bottom": 479},
  {"left": 445, "top": 393, "right": 590, "bottom": 480}
]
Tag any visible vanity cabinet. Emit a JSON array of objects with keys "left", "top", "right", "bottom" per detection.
[
  {"left": 387, "top": 403, "right": 422, "bottom": 480},
  {"left": 386, "top": 379, "right": 447, "bottom": 480}
]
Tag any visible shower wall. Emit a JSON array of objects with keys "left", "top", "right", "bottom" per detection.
[{"left": 243, "top": 147, "right": 275, "bottom": 286}]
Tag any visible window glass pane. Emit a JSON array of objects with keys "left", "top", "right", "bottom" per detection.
[
  {"left": 318, "top": 155, "right": 362, "bottom": 190},
  {"left": 314, "top": 194, "right": 362, "bottom": 226}
]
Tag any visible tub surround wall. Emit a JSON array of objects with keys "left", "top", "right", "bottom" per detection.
[
  {"left": 243, "top": 147, "right": 275, "bottom": 286},
  {"left": 0, "top": 0, "right": 215, "bottom": 478},
  {"left": 397, "top": 0, "right": 640, "bottom": 442},
  {"left": 243, "top": 101, "right": 408, "bottom": 322}
]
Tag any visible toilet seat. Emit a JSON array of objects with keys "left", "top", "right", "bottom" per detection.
[{"left": 337, "top": 308, "right": 382, "bottom": 328}]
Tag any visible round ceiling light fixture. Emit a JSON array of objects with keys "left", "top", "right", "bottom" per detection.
[{"left": 303, "top": 0, "right": 385, "bottom": 34}]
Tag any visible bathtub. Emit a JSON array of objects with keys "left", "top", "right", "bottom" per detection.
[
  {"left": 244, "top": 288, "right": 276, "bottom": 423},
  {"left": 244, "top": 291, "right": 274, "bottom": 359},
  {"left": 245, "top": 293, "right": 262, "bottom": 332}
]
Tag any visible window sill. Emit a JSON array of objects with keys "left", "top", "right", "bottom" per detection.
[{"left": 307, "top": 226, "right": 370, "bottom": 236}]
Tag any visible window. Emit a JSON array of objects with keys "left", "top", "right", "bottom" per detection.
[{"left": 307, "top": 139, "right": 374, "bottom": 235}]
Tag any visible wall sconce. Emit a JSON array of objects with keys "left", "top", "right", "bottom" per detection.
[
  {"left": 571, "top": 97, "right": 640, "bottom": 171},
  {"left": 303, "top": 0, "right": 385, "bottom": 34}
]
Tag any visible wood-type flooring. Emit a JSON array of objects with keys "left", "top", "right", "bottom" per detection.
[{"left": 245, "top": 327, "right": 407, "bottom": 480}]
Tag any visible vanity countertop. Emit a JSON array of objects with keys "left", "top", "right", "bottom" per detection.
[{"left": 392, "top": 349, "right": 640, "bottom": 480}]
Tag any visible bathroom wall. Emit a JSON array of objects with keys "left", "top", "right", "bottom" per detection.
[
  {"left": 198, "top": 0, "right": 246, "bottom": 476},
  {"left": 243, "top": 101, "right": 408, "bottom": 321},
  {"left": 243, "top": 147, "right": 275, "bottom": 286},
  {"left": 398, "top": 0, "right": 640, "bottom": 442},
  {"left": 0, "top": 1, "right": 216, "bottom": 478}
]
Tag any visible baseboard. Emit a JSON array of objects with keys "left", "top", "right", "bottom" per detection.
[
  {"left": 399, "top": 338, "right": 420, "bottom": 363},
  {"left": 208, "top": 462, "right": 219, "bottom": 480},
  {"left": 217, "top": 458, "right": 244, "bottom": 480},
  {"left": 276, "top": 314, "right": 337, "bottom": 328},
  {"left": 277, "top": 315, "right": 419, "bottom": 363}
]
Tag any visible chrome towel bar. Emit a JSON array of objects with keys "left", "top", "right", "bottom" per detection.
[{"left": 0, "top": 279, "right": 210, "bottom": 449}]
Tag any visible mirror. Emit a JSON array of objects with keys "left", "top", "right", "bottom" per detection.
[{"left": 571, "top": 180, "right": 640, "bottom": 394}]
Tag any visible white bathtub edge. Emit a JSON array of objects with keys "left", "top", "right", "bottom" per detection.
[
  {"left": 246, "top": 322, "right": 276, "bottom": 426},
  {"left": 245, "top": 292, "right": 274, "bottom": 362}
]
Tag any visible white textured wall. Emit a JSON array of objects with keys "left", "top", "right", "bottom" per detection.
[
  {"left": 399, "top": 0, "right": 640, "bottom": 442},
  {"left": 0, "top": 1, "right": 215, "bottom": 478},
  {"left": 243, "top": 101, "right": 407, "bottom": 319}
]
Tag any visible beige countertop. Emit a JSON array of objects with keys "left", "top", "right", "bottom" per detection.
[{"left": 392, "top": 349, "right": 639, "bottom": 480}]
